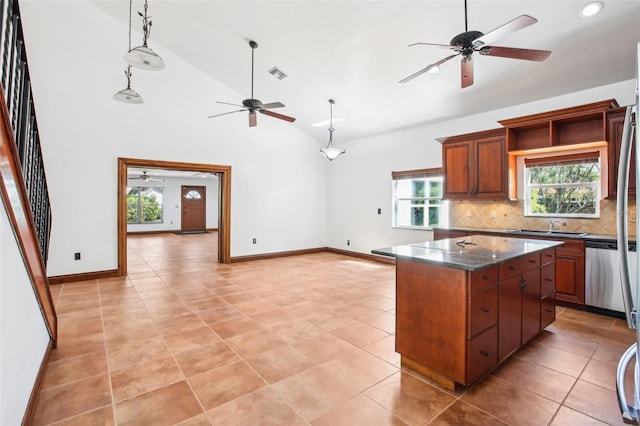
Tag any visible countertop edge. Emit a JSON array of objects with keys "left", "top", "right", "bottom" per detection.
[
  {"left": 372, "top": 236, "right": 563, "bottom": 271},
  {"left": 432, "top": 227, "right": 622, "bottom": 242}
]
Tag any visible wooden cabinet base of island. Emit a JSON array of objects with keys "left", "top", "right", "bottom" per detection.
[{"left": 395, "top": 248, "right": 556, "bottom": 391}]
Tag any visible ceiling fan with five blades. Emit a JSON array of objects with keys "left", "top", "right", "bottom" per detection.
[
  {"left": 128, "top": 171, "right": 165, "bottom": 182},
  {"left": 400, "top": 0, "right": 551, "bottom": 88},
  {"left": 209, "top": 40, "right": 296, "bottom": 127}
]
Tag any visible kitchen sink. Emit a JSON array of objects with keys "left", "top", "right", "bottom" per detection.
[{"left": 506, "top": 229, "right": 589, "bottom": 237}]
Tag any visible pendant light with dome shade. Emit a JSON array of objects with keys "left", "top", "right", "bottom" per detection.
[
  {"left": 113, "top": 65, "right": 143, "bottom": 104},
  {"left": 125, "top": 0, "right": 165, "bottom": 71},
  {"left": 320, "top": 99, "right": 345, "bottom": 161},
  {"left": 114, "top": 0, "right": 143, "bottom": 104}
]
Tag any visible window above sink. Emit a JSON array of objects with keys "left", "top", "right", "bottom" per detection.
[{"left": 517, "top": 147, "right": 607, "bottom": 219}]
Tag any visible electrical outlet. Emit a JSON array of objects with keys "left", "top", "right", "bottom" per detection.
[
  {"left": 252, "top": 238, "right": 257, "bottom": 244},
  {"left": 465, "top": 209, "right": 472, "bottom": 218},
  {"left": 347, "top": 240, "right": 350, "bottom": 246},
  {"left": 377, "top": 208, "right": 381, "bottom": 214},
  {"left": 631, "top": 213, "right": 637, "bottom": 223},
  {"left": 74, "top": 252, "right": 81, "bottom": 260},
  {"left": 490, "top": 210, "right": 497, "bottom": 219}
]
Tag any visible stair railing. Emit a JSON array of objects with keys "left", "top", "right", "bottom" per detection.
[{"left": 0, "top": 0, "right": 56, "bottom": 341}]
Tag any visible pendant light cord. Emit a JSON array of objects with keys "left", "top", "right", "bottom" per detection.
[
  {"left": 124, "top": 0, "right": 133, "bottom": 88},
  {"left": 128, "top": 0, "right": 132, "bottom": 51},
  {"left": 328, "top": 99, "right": 335, "bottom": 144}
]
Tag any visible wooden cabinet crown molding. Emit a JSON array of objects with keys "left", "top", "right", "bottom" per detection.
[
  {"left": 500, "top": 100, "right": 620, "bottom": 152},
  {"left": 498, "top": 99, "right": 619, "bottom": 128},
  {"left": 436, "top": 127, "right": 506, "bottom": 145}
]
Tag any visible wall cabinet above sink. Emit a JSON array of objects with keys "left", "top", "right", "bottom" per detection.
[{"left": 499, "top": 99, "right": 619, "bottom": 152}]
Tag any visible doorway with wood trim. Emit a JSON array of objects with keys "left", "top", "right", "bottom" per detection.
[{"left": 117, "top": 158, "right": 231, "bottom": 277}]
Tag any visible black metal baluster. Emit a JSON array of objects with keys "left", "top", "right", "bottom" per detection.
[{"left": 0, "top": 0, "right": 53, "bottom": 266}]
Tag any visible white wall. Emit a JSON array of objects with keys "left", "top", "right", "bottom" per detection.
[
  {"left": 0, "top": 198, "right": 50, "bottom": 425},
  {"left": 127, "top": 175, "right": 219, "bottom": 232},
  {"left": 17, "top": 2, "right": 638, "bottom": 276},
  {"left": 327, "top": 79, "right": 637, "bottom": 255},
  {"left": 19, "top": 2, "right": 329, "bottom": 276}
]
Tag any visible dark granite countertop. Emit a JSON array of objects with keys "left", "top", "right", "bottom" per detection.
[
  {"left": 432, "top": 226, "right": 626, "bottom": 243},
  {"left": 372, "top": 235, "right": 563, "bottom": 271}
]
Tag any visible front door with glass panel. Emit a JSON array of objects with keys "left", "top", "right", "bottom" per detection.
[{"left": 181, "top": 185, "right": 206, "bottom": 233}]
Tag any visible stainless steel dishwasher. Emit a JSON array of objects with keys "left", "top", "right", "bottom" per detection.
[{"left": 585, "top": 240, "right": 637, "bottom": 318}]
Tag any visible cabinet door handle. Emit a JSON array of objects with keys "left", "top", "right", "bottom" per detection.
[
  {"left": 545, "top": 254, "right": 553, "bottom": 258},
  {"left": 480, "top": 350, "right": 489, "bottom": 357},
  {"left": 483, "top": 275, "right": 489, "bottom": 280},
  {"left": 544, "top": 308, "right": 553, "bottom": 313},
  {"left": 545, "top": 278, "right": 553, "bottom": 282},
  {"left": 509, "top": 266, "right": 517, "bottom": 271},
  {"left": 529, "top": 259, "right": 537, "bottom": 264},
  {"left": 519, "top": 278, "right": 527, "bottom": 291},
  {"left": 481, "top": 307, "right": 490, "bottom": 313}
]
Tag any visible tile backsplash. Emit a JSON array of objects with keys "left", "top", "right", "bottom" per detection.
[{"left": 449, "top": 199, "right": 636, "bottom": 237}]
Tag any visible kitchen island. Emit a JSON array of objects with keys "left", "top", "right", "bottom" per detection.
[{"left": 373, "top": 235, "right": 563, "bottom": 390}]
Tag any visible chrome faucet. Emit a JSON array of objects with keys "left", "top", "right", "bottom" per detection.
[{"left": 549, "top": 220, "right": 560, "bottom": 231}]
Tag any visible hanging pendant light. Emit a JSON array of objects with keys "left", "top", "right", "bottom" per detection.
[
  {"left": 125, "top": 0, "right": 165, "bottom": 71},
  {"left": 114, "top": 1, "right": 143, "bottom": 103},
  {"left": 320, "top": 99, "right": 345, "bottom": 161},
  {"left": 113, "top": 65, "right": 143, "bottom": 104}
]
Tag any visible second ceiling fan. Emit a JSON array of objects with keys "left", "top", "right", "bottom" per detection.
[
  {"left": 209, "top": 40, "right": 296, "bottom": 127},
  {"left": 400, "top": 0, "right": 551, "bottom": 88}
]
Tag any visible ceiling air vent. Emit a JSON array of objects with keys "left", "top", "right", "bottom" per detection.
[{"left": 268, "top": 66, "right": 288, "bottom": 80}]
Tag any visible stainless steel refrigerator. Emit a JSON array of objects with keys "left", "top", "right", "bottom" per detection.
[{"left": 616, "top": 41, "right": 640, "bottom": 424}]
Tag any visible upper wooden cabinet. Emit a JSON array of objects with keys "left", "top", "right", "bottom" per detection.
[
  {"left": 607, "top": 107, "right": 635, "bottom": 199},
  {"left": 499, "top": 99, "right": 619, "bottom": 152},
  {"left": 438, "top": 128, "right": 508, "bottom": 200}
]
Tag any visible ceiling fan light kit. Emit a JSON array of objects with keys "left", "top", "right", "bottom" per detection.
[
  {"left": 320, "top": 99, "right": 345, "bottom": 162},
  {"left": 400, "top": 0, "right": 551, "bottom": 88},
  {"left": 126, "top": 0, "right": 165, "bottom": 70}
]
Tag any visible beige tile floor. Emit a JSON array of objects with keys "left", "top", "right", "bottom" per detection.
[{"left": 33, "top": 232, "right": 637, "bottom": 425}]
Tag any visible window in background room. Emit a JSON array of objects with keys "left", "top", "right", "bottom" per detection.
[
  {"left": 127, "top": 187, "right": 164, "bottom": 224},
  {"left": 392, "top": 168, "right": 448, "bottom": 229},
  {"left": 524, "top": 151, "right": 600, "bottom": 218}
]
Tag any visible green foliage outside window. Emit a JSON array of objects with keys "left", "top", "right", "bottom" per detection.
[
  {"left": 127, "top": 187, "right": 164, "bottom": 224},
  {"left": 526, "top": 160, "right": 599, "bottom": 217},
  {"left": 393, "top": 176, "right": 448, "bottom": 228}
]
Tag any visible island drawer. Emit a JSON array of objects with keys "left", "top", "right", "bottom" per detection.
[
  {"left": 468, "top": 286, "right": 498, "bottom": 338},
  {"left": 541, "top": 248, "right": 556, "bottom": 265},
  {"left": 541, "top": 294, "right": 556, "bottom": 328},
  {"left": 470, "top": 267, "right": 498, "bottom": 292},
  {"left": 541, "top": 263, "right": 555, "bottom": 295},
  {"left": 500, "top": 253, "right": 540, "bottom": 280},
  {"left": 467, "top": 325, "right": 498, "bottom": 383}
]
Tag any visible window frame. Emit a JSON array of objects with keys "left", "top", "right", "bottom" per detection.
[
  {"left": 127, "top": 186, "right": 165, "bottom": 224},
  {"left": 522, "top": 151, "right": 602, "bottom": 219},
  {"left": 392, "top": 168, "right": 448, "bottom": 230}
]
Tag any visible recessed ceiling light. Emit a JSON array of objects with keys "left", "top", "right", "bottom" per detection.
[
  {"left": 581, "top": 1, "right": 603, "bottom": 18},
  {"left": 311, "top": 118, "right": 343, "bottom": 128}
]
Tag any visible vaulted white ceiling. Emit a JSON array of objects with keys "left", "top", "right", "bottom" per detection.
[{"left": 89, "top": 0, "right": 640, "bottom": 143}]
